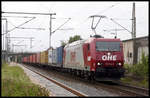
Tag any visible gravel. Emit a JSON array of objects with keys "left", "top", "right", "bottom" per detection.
[
  {"left": 11, "top": 62, "right": 76, "bottom": 96},
  {"left": 22, "top": 64, "right": 120, "bottom": 96}
]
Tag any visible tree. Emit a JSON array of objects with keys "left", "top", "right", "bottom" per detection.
[
  {"left": 68, "top": 35, "right": 82, "bottom": 43},
  {"left": 60, "top": 41, "right": 67, "bottom": 46}
]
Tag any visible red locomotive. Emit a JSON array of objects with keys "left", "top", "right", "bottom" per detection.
[{"left": 63, "top": 35, "right": 125, "bottom": 80}]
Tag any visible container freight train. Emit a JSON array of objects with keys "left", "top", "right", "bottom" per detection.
[{"left": 22, "top": 36, "right": 125, "bottom": 80}]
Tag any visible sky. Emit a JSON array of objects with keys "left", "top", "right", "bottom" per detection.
[{"left": 1, "top": 1, "right": 149, "bottom": 53}]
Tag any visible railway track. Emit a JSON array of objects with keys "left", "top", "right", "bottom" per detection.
[
  {"left": 22, "top": 64, "right": 87, "bottom": 97},
  {"left": 114, "top": 82, "right": 149, "bottom": 96},
  {"left": 94, "top": 79, "right": 149, "bottom": 96},
  {"left": 22, "top": 63, "right": 149, "bottom": 96},
  {"left": 77, "top": 77, "right": 149, "bottom": 96}
]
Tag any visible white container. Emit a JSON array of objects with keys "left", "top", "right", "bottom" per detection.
[
  {"left": 48, "top": 48, "right": 53, "bottom": 64},
  {"left": 52, "top": 49, "right": 57, "bottom": 64}
]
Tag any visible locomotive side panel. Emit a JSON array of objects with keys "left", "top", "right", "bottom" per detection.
[{"left": 63, "top": 40, "right": 86, "bottom": 70}]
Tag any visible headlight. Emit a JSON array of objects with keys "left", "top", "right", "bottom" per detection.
[
  {"left": 117, "top": 62, "right": 122, "bottom": 66},
  {"left": 97, "top": 62, "right": 101, "bottom": 65},
  {"left": 119, "top": 63, "right": 121, "bottom": 66},
  {"left": 97, "top": 62, "right": 103, "bottom": 66}
]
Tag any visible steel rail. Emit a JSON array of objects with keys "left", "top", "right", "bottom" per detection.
[
  {"left": 117, "top": 82, "right": 149, "bottom": 96},
  {"left": 95, "top": 81, "right": 149, "bottom": 96},
  {"left": 111, "top": 85, "right": 148, "bottom": 96},
  {"left": 22, "top": 64, "right": 87, "bottom": 97}
]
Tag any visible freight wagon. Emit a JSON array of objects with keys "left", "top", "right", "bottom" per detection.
[
  {"left": 23, "top": 57, "right": 27, "bottom": 63},
  {"left": 29, "top": 55, "right": 32, "bottom": 63},
  {"left": 52, "top": 49, "right": 57, "bottom": 64},
  {"left": 47, "top": 47, "right": 63, "bottom": 68},
  {"left": 36, "top": 52, "right": 41, "bottom": 64},
  {"left": 27, "top": 56, "right": 29, "bottom": 63},
  {"left": 48, "top": 48, "right": 53, "bottom": 64},
  {"left": 32, "top": 54, "right": 37, "bottom": 63},
  {"left": 40, "top": 51, "right": 48, "bottom": 65},
  {"left": 56, "top": 46, "right": 64, "bottom": 67}
]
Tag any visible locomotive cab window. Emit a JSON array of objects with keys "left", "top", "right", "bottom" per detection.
[{"left": 96, "top": 41, "right": 120, "bottom": 51}]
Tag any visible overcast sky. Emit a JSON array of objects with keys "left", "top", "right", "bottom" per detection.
[{"left": 2, "top": 1, "right": 149, "bottom": 53}]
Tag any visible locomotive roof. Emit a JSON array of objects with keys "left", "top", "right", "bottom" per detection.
[
  {"left": 64, "top": 39, "right": 85, "bottom": 48},
  {"left": 85, "top": 37, "right": 121, "bottom": 43},
  {"left": 64, "top": 37, "right": 121, "bottom": 49}
]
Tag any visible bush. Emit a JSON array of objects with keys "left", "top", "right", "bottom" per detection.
[
  {"left": 124, "top": 63, "right": 131, "bottom": 74},
  {"left": 121, "top": 53, "right": 149, "bottom": 88},
  {"left": 125, "top": 52, "right": 149, "bottom": 78},
  {"left": 131, "top": 52, "right": 149, "bottom": 77}
]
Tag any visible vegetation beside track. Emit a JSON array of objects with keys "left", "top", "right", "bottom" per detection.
[
  {"left": 1, "top": 62, "right": 50, "bottom": 96},
  {"left": 121, "top": 53, "right": 149, "bottom": 88}
]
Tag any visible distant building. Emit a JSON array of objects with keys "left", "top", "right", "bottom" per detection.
[{"left": 122, "top": 36, "right": 149, "bottom": 65}]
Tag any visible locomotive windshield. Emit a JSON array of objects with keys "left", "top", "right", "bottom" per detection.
[{"left": 96, "top": 41, "right": 120, "bottom": 51}]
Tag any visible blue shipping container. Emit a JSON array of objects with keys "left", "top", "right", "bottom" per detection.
[{"left": 57, "top": 46, "right": 64, "bottom": 67}]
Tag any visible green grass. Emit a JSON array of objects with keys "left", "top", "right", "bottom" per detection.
[{"left": 1, "top": 62, "right": 50, "bottom": 96}]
